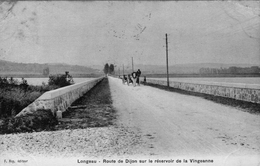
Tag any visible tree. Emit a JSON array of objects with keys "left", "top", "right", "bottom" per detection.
[
  {"left": 109, "top": 64, "right": 114, "bottom": 74},
  {"left": 250, "top": 66, "right": 260, "bottom": 73},
  {"left": 103, "top": 63, "right": 109, "bottom": 74},
  {"left": 229, "top": 66, "right": 238, "bottom": 74},
  {"left": 43, "top": 67, "right": 50, "bottom": 76}
]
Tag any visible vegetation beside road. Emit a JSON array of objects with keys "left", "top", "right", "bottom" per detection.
[
  {"left": 0, "top": 73, "right": 74, "bottom": 119},
  {"left": 0, "top": 109, "right": 57, "bottom": 134},
  {"left": 0, "top": 77, "right": 114, "bottom": 134},
  {"left": 0, "top": 77, "right": 53, "bottom": 118},
  {"left": 0, "top": 73, "right": 75, "bottom": 134},
  {"left": 54, "top": 77, "right": 116, "bottom": 130}
]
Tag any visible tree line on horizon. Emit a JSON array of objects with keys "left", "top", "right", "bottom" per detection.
[
  {"left": 199, "top": 66, "right": 260, "bottom": 75},
  {"left": 0, "top": 60, "right": 97, "bottom": 75}
]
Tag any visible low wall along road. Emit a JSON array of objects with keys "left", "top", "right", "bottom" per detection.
[
  {"left": 16, "top": 77, "right": 104, "bottom": 117},
  {"left": 145, "top": 78, "right": 260, "bottom": 104}
]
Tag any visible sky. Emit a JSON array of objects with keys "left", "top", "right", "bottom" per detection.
[{"left": 0, "top": 1, "right": 259, "bottom": 68}]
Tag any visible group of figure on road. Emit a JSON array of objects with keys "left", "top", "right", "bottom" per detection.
[{"left": 121, "top": 69, "right": 141, "bottom": 87}]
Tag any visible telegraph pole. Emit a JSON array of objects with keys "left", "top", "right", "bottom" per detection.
[
  {"left": 166, "top": 33, "right": 169, "bottom": 87},
  {"left": 123, "top": 64, "right": 125, "bottom": 75},
  {"left": 132, "top": 57, "right": 134, "bottom": 72}
]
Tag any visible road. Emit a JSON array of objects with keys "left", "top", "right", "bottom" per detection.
[{"left": 109, "top": 76, "right": 260, "bottom": 165}]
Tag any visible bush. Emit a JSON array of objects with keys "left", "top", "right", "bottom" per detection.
[
  {"left": 0, "top": 88, "right": 42, "bottom": 118},
  {"left": 0, "top": 75, "right": 72, "bottom": 119},
  {"left": 0, "top": 77, "right": 58, "bottom": 118},
  {"left": 48, "top": 74, "right": 74, "bottom": 87},
  {"left": 0, "top": 109, "right": 58, "bottom": 134}
]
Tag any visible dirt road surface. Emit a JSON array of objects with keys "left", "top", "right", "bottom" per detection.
[
  {"left": 1, "top": 77, "right": 259, "bottom": 166},
  {"left": 109, "top": 76, "right": 260, "bottom": 166}
]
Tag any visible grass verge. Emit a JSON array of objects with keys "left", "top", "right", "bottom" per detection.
[
  {"left": 0, "top": 83, "right": 58, "bottom": 118},
  {"left": 54, "top": 77, "right": 117, "bottom": 130},
  {"left": 0, "top": 109, "right": 58, "bottom": 134}
]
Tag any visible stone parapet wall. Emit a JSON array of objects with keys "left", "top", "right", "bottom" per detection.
[
  {"left": 146, "top": 79, "right": 260, "bottom": 104},
  {"left": 16, "top": 77, "right": 104, "bottom": 117}
]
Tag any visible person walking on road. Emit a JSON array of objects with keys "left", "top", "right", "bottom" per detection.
[
  {"left": 127, "top": 74, "right": 133, "bottom": 86},
  {"left": 131, "top": 71, "right": 137, "bottom": 87},
  {"left": 136, "top": 69, "right": 141, "bottom": 86},
  {"left": 122, "top": 75, "right": 127, "bottom": 84}
]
